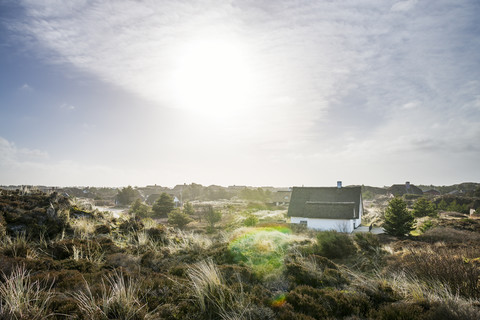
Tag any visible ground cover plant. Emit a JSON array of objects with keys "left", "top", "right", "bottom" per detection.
[{"left": 0, "top": 189, "right": 479, "bottom": 319}]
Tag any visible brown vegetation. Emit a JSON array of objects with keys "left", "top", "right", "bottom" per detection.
[{"left": 0, "top": 190, "right": 479, "bottom": 319}]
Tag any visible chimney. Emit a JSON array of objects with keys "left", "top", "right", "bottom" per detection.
[
  {"left": 337, "top": 181, "right": 342, "bottom": 189},
  {"left": 405, "top": 181, "right": 410, "bottom": 189}
]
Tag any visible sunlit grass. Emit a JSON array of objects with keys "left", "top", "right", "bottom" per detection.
[
  {"left": 0, "top": 265, "right": 54, "bottom": 319},
  {"left": 71, "top": 217, "right": 96, "bottom": 239},
  {"left": 167, "top": 230, "right": 213, "bottom": 254},
  {"left": 72, "top": 243, "right": 105, "bottom": 266},
  {"left": 187, "top": 259, "right": 249, "bottom": 319},
  {"left": 72, "top": 270, "right": 152, "bottom": 320}
]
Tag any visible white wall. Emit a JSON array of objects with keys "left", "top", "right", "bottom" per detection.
[
  {"left": 355, "top": 194, "right": 363, "bottom": 228},
  {"left": 291, "top": 217, "right": 355, "bottom": 233}
]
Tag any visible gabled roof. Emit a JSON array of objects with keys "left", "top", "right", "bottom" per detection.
[
  {"left": 287, "top": 186, "right": 361, "bottom": 219},
  {"left": 388, "top": 184, "right": 423, "bottom": 196},
  {"left": 271, "top": 190, "right": 292, "bottom": 202}
]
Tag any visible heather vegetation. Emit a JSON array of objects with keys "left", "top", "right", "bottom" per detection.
[{"left": 0, "top": 187, "right": 479, "bottom": 320}]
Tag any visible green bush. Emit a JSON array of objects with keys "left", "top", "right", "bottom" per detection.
[
  {"left": 129, "top": 199, "right": 150, "bottom": 217},
  {"left": 244, "top": 214, "right": 259, "bottom": 227},
  {"left": 168, "top": 209, "right": 192, "bottom": 229},
  {"left": 315, "top": 231, "right": 356, "bottom": 259}
]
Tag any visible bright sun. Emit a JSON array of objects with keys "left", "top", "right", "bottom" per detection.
[{"left": 170, "top": 37, "right": 257, "bottom": 115}]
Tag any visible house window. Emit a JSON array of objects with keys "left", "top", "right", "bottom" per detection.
[{"left": 299, "top": 220, "right": 307, "bottom": 226}]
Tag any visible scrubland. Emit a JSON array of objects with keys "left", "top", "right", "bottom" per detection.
[{"left": 0, "top": 190, "right": 479, "bottom": 319}]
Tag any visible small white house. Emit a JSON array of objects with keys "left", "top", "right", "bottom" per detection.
[{"left": 288, "top": 183, "right": 363, "bottom": 233}]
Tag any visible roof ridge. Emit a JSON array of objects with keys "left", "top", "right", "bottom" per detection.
[{"left": 305, "top": 201, "right": 355, "bottom": 205}]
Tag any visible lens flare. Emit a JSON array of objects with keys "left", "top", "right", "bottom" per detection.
[
  {"left": 228, "top": 225, "right": 292, "bottom": 278},
  {"left": 271, "top": 293, "right": 287, "bottom": 307}
]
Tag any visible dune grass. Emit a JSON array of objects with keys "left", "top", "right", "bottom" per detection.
[{"left": 0, "top": 265, "right": 55, "bottom": 320}]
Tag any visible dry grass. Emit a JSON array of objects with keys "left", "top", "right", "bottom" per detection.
[
  {"left": 0, "top": 265, "right": 55, "bottom": 320},
  {"left": 187, "top": 259, "right": 250, "bottom": 319},
  {"left": 388, "top": 244, "right": 480, "bottom": 299},
  {"left": 72, "top": 243, "right": 105, "bottom": 266},
  {"left": 1, "top": 233, "right": 40, "bottom": 259},
  {"left": 71, "top": 217, "right": 96, "bottom": 239},
  {"left": 167, "top": 230, "right": 213, "bottom": 254},
  {"left": 72, "top": 270, "right": 151, "bottom": 320}
]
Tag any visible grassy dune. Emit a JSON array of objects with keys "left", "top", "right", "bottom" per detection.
[{"left": 0, "top": 190, "right": 479, "bottom": 319}]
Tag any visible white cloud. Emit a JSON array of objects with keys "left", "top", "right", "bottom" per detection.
[
  {"left": 18, "top": 83, "right": 33, "bottom": 92},
  {"left": 0, "top": 137, "right": 49, "bottom": 165},
  {"left": 391, "top": 0, "right": 419, "bottom": 12},
  {"left": 402, "top": 101, "right": 419, "bottom": 109},
  {"left": 60, "top": 103, "right": 75, "bottom": 110},
  {"left": 2, "top": 0, "right": 479, "bottom": 186},
  {"left": 0, "top": 136, "right": 130, "bottom": 186}
]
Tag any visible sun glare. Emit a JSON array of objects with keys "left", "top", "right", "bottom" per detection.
[{"left": 170, "top": 37, "right": 257, "bottom": 115}]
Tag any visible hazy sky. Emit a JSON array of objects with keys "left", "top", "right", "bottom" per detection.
[{"left": 1, "top": 0, "right": 479, "bottom": 188}]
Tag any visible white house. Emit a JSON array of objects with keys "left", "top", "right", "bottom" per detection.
[{"left": 287, "top": 182, "right": 363, "bottom": 233}]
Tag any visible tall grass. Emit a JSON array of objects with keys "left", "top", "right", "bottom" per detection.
[
  {"left": 0, "top": 265, "right": 54, "bottom": 320},
  {"left": 187, "top": 259, "right": 249, "bottom": 319},
  {"left": 71, "top": 217, "right": 96, "bottom": 239},
  {"left": 72, "top": 243, "right": 105, "bottom": 266},
  {"left": 72, "top": 270, "right": 151, "bottom": 320},
  {"left": 343, "top": 260, "right": 480, "bottom": 318},
  {"left": 1, "top": 233, "right": 39, "bottom": 259},
  {"left": 168, "top": 230, "right": 213, "bottom": 254},
  {"left": 388, "top": 245, "right": 480, "bottom": 299}
]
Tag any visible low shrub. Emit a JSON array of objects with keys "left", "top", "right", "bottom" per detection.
[
  {"left": 354, "top": 232, "right": 381, "bottom": 253},
  {"left": 146, "top": 225, "right": 168, "bottom": 243},
  {"left": 286, "top": 285, "right": 371, "bottom": 319},
  {"left": 386, "top": 244, "right": 480, "bottom": 299},
  {"left": 284, "top": 254, "right": 349, "bottom": 289},
  {"left": 315, "top": 231, "right": 356, "bottom": 259},
  {"left": 119, "top": 217, "right": 144, "bottom": 233}
]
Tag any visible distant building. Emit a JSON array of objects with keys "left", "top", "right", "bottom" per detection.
[
  {"left": 270, "top": 190, "right": 292, "bottom": 206},
  {"left": 387, "top": 182, "right": 423, "bottom": 197},
  {"left": 424, "top": 189, "right": 441, "bottom": 196},
  {"left": 288, "top": 182, "right": 363, "bottom": 233}
]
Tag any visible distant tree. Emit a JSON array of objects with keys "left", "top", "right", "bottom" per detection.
[
  {"left": 437, "top": 199, "right": 448, "bottom": 211},
  {"left": 474, "top": 186, "right": 480, "bottom": 198},
  {"left": 116, "top": 186, "right": 140, "bottom": 205},
  {"left": 183, "top": 201, "right": 195, "bottom": 215},
  {"left": 152, "top": 193, "right": 174, "bottom": 217},
  {"left": 129, "top": 199, "right": 150, "bottom": 217},
  {"left": 239, "top": 188, "right": 271, "bottom": 202},
  {"left": 412, "top": 198, "right": 436, "bottom": 217},
  {"left": 203, "top": 205, "right": 222, "bottom": 229},
  {"left": 383, "top": 197, "right": 415, "bottom": 237},
  {"left": 168, "top": 208, "right": 192, "bottom": 229},
  {"left": 446, "top": 200, "right": 468, "bottom": 214}
]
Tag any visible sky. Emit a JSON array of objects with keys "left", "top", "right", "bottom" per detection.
[{"left": 0, "top": 0, "right": 479, "bottom": 188}]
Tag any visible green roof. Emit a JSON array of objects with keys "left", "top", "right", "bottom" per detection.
[{"left": 287, "top": 186, "right": 361, "bottom": 219}]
